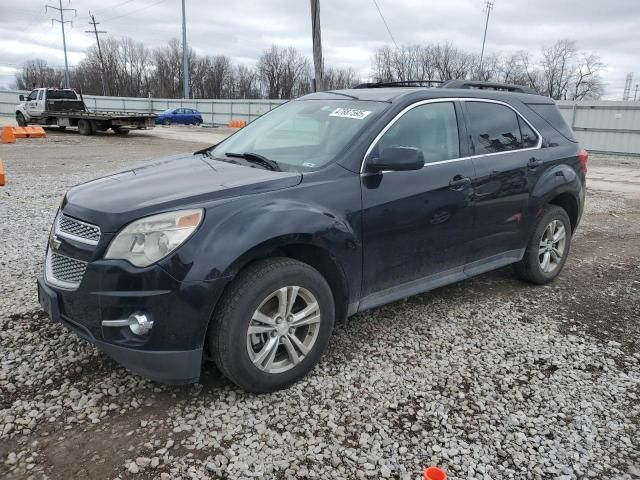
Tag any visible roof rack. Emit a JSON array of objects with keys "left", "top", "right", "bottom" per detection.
[
  {"left": 439, "top": 80, "right": 536, "bottom": 94},
  {"left": 352, "top": 79, "right": 537, "bottom": 95},
  {"left": 353, "top": 80, "right": 443, "bottom": 89}
]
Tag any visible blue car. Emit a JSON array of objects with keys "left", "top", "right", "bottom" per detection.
[{"left": 156, "top": 108, "right": 203, "bottom": 126}]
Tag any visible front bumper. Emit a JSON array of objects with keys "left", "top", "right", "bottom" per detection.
[{"left": 37, "top": 258, "right": 227, "bottom": 384}]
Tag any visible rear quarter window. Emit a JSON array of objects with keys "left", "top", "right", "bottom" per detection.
[
  {"left": 47, "top": 90, "right": 79, "bottom": 100},
  {"left": 525, "top": 103, "right": 577, "bottom": 143}
]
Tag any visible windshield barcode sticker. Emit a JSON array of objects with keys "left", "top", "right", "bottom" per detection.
[{"left": 329, "top": 108, "right": 372, "bottom": 120}]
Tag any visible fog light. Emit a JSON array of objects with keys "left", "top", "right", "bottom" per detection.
[
  {"left": 102, "top": 312, "right": 153, "bottom": 336},
  {"left": 128, "top": 313, "right": 154, "bottom": 335}
]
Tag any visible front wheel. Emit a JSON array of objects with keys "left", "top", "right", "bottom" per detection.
[
  {"left": 210, "top": 258, "right": 335, "bottom": 393},
  {"left": 112, "top": 126, "right": 129, "bottom": 135},
  {"left": 16, "top": 112, "right": 26, "bottom": 126},
  {"left": 515, "top": 205, "right": 572, "bottom": 285}
]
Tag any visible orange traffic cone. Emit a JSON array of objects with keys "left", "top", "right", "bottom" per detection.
[
  {"left": 424, "top": 466, "right": 447, "bottom": 480},
  {"left": 0, "top": 159, "right": 6, "bottom": 186},
  {"left": 1, "top": 127, "right": 16, "bottom": 144}
]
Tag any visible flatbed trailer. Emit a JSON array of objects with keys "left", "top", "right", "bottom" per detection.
[{"left": 15, "top": 88, "right": 157, "bottom": 135}]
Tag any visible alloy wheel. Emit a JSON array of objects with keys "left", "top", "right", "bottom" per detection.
[
  {"left": 246, "top": 286, "right": 321, "bottom": 374},
  {"left": 538, "top": 219, "right": 567, "bottom": 273}
]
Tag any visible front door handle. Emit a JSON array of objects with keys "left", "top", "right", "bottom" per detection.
[
  {"left": 527, "top": 157, "right": 543, "bottom": 170},
  {"left": 448, "top": 175, "right": 471, "bottom": 191}
]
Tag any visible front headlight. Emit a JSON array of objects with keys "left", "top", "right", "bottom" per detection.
[{"left": 105, "top": 209, "right": 203, "bottom": 267}]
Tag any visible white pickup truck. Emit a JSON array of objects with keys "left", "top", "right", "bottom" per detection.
[{"left": 15, "top": 88, "right": 156, "bottom": 135}]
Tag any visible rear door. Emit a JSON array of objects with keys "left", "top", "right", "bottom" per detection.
[
  {"left": 360, "top": 100, "right": 475, "bottom": 303},
  {"left": 462, "top": 99, "right": 541, "bottom": 270}
]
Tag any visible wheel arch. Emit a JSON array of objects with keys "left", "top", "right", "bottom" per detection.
[
  {"left": 548, "top": 192, "right": 579, "bottom": 233},
  {"left": 221, "top": 235, "right": 350, "bottom": 324}
]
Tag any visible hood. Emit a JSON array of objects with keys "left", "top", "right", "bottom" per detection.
[{"left": 63, "top": 153, "right": 302, "bottom": 232}]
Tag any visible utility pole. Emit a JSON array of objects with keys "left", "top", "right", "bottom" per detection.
[
  {"left": 46, "top": 0, "right": 76, "bottom": 88},
  {"left": 181, "top": 0, "right": 190, "bottom": 99},
  {"left": 634, "top": 84, "right": 639, "bottom": 102},
  {"left": 85, "top": 13, "right": 108, "bottom": 96},
  {"left": 478, "top": 0, "right": 494, "bottom": 78},
  {"left": 623, "top": 72, "right": 633, "bottom": 101},
  {"left": 310, "top": 0, "right": 324, "bottom": 92}
]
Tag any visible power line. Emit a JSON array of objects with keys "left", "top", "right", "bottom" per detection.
[
  {"left": 85, "top": 13, "right": 108, "bottom": 96},
  {"left": 101, "top": 0, "right": 167, "bottom": 23},
  {"left": 371, "top": 0, "right": 398, "bottom": 49},
  {"left": 46, "top": 0, "right": 77, "bottom": 88}
]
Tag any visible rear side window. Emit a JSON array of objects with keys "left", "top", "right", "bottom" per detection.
[
  {"left": 375, "top": 102, "right": 460, "bottom": 164},
  {"left": 47, "top": 90, "right": 78, "bottom": 100},
  {"left": 518, "top": 117, "right": 539, "bottom": 148},
  {"left": 525, "top": 103, "right": 577, "bottom": 142},
  {"left": 466, "top": 102, "right": 524, "bottom": 154}
]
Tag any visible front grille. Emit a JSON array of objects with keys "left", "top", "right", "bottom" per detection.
[
  {"left": 48, "top": 251, "right": 87, "bottom": 287},
  {"left": 57, "top": 215, "right": 101, "bottom": 243}
]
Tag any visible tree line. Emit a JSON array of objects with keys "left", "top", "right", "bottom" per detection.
[
  {"left": 15, "top": 37, "right": 604, "bottom": 101},
  {"left": 371, "top": 39, "right": 604, "bottom": 100}
]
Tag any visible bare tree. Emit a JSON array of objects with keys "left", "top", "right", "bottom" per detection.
[
  {"left": 257, "top": 45, "right": 311, "bottom": 99},
  {"left": 571, "top": 53, "right": 604, "bottom": 100},
  {"left": 15, "top": 59, "right": 65, "bottom": 90},
  {"left": 323, "top": 66, "right": 360, "bottom": 90}
]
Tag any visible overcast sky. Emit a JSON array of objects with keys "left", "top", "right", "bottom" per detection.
[{"left": 2, "top": 0, "right": 639, "bottom": 99}]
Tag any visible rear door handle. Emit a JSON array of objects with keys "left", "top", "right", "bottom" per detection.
[
  {"left": 527, "top": 157, "right": 543, "bottom": 170},
  {"left": 448, "top": 175, "right": 471, "bottom": 191}
]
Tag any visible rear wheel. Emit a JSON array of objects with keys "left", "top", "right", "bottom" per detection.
[
  {"left": 58, "top": 125, "right": 66, "bottom": 130},
  {"left": 77, "top": 119, "right": 94, "bottom": 136},
  {"left": 515, "top": 205, "right": 572, "bottom": 285},
  {"left": 112, "top": 126, "right": 129, "bottom": 135},
  {"left": 16, "top": 112, "right": 26, "bottom": 126},
  {"left": 210, "top": 258, "right": 335, "bottom": 393}
]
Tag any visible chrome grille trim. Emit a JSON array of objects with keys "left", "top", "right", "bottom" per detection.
[
  {"left": 56, "top": 214, "right": 101, "bottom": 245},
  {"left": 45, "top": 250, "right": 88, "bottom": 290}
]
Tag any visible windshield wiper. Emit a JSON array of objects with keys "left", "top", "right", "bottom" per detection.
[{"left": 225, "top": 152, "right": 281, "bottom": 172}]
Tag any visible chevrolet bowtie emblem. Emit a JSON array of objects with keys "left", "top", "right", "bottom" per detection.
[{"left": 50, "top": 235, "right": 61, "bottom": 251}]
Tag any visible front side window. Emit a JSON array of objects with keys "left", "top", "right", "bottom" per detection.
[
  {"left": 373, "top": 102, "right": 460, "bottom": 164},
  {"left": 466, "top": 102, "right": 534, "bottom": 154},
  {"left": 212, "top": 99, "right": 388, "bottom": 171},
  {"left": 28, "top": 90, "right": 38, "bottom": 101}
]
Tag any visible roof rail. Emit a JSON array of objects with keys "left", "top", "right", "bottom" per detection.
[
  {"left": 353, "top": 80, "right": 443, "bottom": 89},
  {"left": 439, "top": 80, "right": 537, "bottom": 94}
]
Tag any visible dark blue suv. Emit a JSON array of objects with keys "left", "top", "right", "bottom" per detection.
[{"left": 37, "top": 80, "right": 587, "bottom": 392}]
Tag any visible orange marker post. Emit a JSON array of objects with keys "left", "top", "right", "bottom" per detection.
[
  {"left": 1, "top": 127, "right": 16, "bottom": 144},
  {"left": 424, "top": 466, "right": 447, "bottom": 480}
]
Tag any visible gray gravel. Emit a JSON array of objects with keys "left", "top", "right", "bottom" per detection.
[{"left": 1, "top": 134, "right": 639, "bottom": 480}]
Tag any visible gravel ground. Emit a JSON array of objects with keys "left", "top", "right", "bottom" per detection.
[{"left": 1, "top": 128, "right": 639, "bottom": 479}]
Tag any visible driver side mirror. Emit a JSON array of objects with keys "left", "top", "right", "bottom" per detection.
[
  {"left": 367, "top": 146, "right": 425, "bottom": 173},
  {"left": 19, "top": 94, "right": 25, "bottom": 101}
]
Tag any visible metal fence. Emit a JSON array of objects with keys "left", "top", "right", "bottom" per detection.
[
  {"left": 0, "top": 89, "right": 286, "bottom": 126},
  {"left": 556, "top": 100, "right": 640, "bottom": 156},
  {"left": 2, "top": 89, "right": 639, "bottom": 155}
]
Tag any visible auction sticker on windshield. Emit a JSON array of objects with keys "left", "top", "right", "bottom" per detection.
[{"left": 329, "top": 108, "right": 372, "bottom": 120}]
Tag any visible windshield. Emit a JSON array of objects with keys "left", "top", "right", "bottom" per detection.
[{"left": 211, "top": 99, "right": 388, "bottom": 171}]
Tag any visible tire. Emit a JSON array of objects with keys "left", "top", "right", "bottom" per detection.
[
  {"left": 77, "top": 119, "right": 94, "bottom": 136},
  {"left": 112, "top": 127, "right": 129, "bottom": 135},
  {"left": 210, "top": 257, "right": 335, "bottom": 393},
  {"left": 163, "top": 119, "right": 171, "bottom": 126},
  {"left": 515, "top": 205, "right": 572, "bottom": 285},
  {"left": 58, "top": 125, "right": 66, "bottom": 130},
  {"left": 16, "top": 112, "right": 26, "bottom": 127}
]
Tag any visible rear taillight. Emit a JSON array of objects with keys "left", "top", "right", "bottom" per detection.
[{"left": 578, "top": 149, "right": 588, "bottom": 176}]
